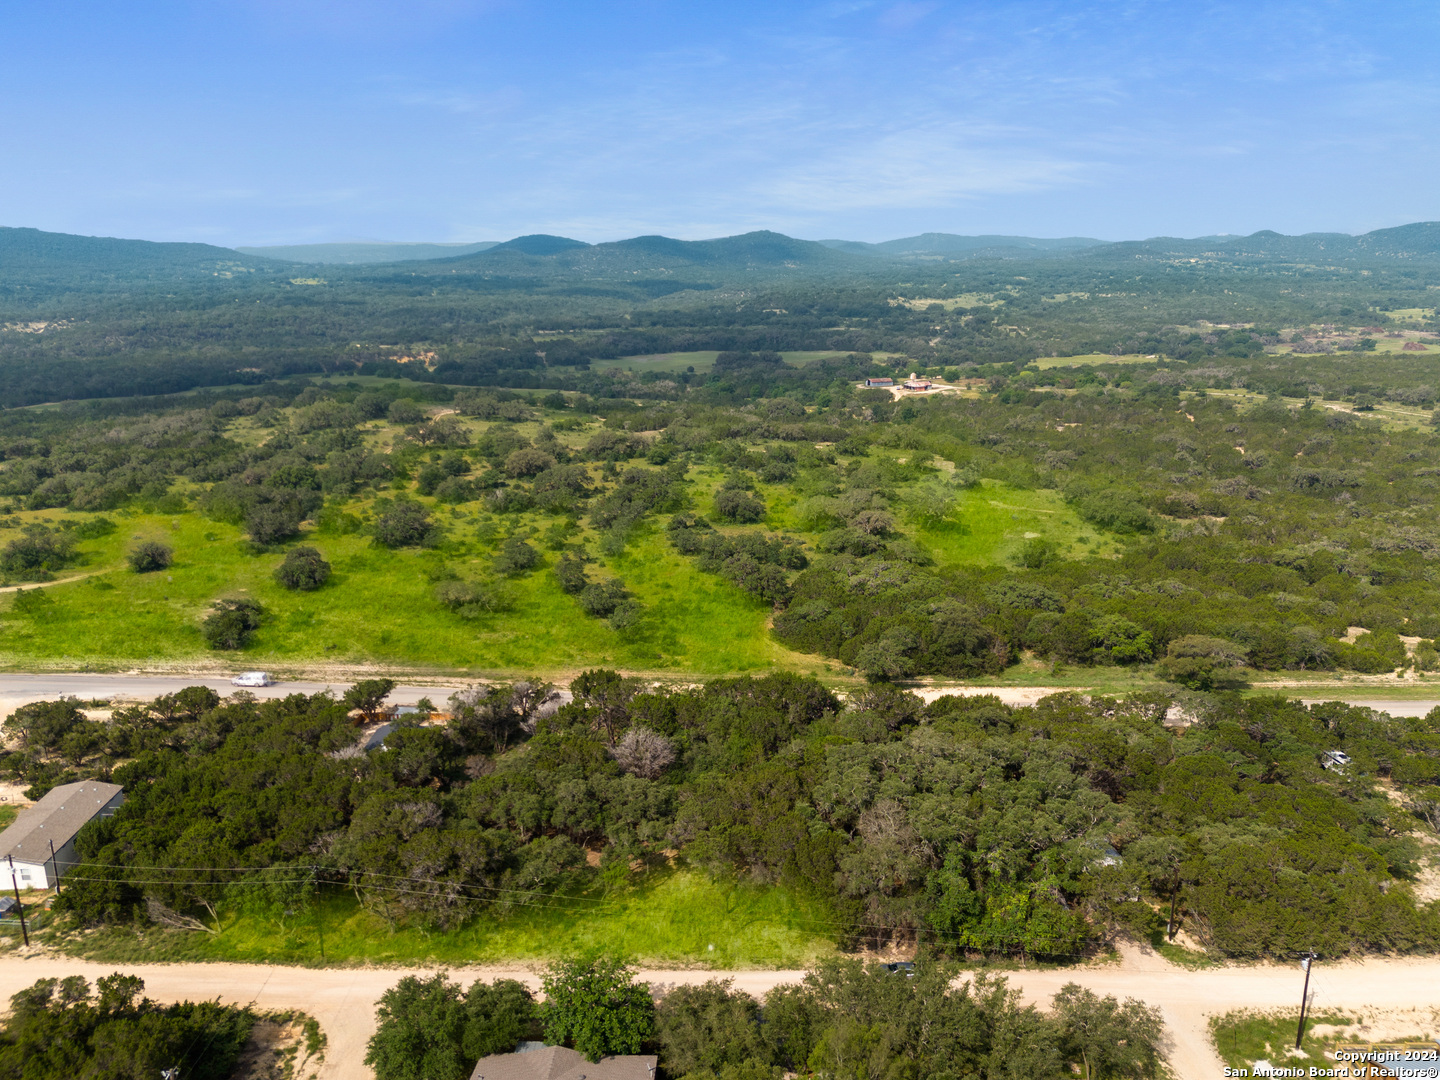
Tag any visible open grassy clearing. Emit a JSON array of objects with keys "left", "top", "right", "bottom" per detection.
[
  {"left": 917, "top": 481, "right": 1121, "bottom": 564},
  {"left": 1032, "top": 353, "right": 1160, "bottom": 369},
  {"left": 0, "top": 395, "right": 1102, "bottom": 675},
  {"left": 892, "top": 293, "right": 1009, "bottom": 310},
  {"left": 1194, "top": 387, "right": 1436, "bottom": 430},
  {"left": 591, "top": 350, "right": 902, "bottom": 374},
  {"left": 63, "top": 870, "right": 839, "bottom": 970},
  {"left": 589, "top": 351, "right": 721, "bottom": 374},
  {"left": 0, "top": 513, "right": 792, "bottom": 675},
  {"left": 0, "top": 474, "right": 1094, "bottom": 673},
  {"left": 1378, "top": 308, "right": 1437, "bottom": 324}
]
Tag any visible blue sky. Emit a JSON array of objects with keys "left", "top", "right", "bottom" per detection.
[{"left": 2, "top": 1, "right": 1437, "bottom": 246}]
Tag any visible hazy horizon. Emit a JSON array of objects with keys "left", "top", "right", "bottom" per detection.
[{"left": 2, "top": 1, "right": 1437, "bottom": 246}]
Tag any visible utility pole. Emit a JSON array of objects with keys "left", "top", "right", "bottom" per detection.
[
  {"left": 47, "top": 840, "right": 61, "bottom": 895},
  {"left": 1294, "top": 951, "right": 1316, "bottom": 1050},
  {"left": 312, "top": 867, "right": 326, "bottom": 965},
  {"left": 1166, "top": 870, "right": 1180, "bottom": 940},
  {"left": 7, "top": 856, "right": 29, "bottom": 947}
]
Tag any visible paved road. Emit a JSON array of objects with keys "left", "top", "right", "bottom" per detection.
[
  {"left": 0, "top": 673, "right": 471, "bottom": 716},
  {"left": 0, "top": 949, "right": 1436, "bottom": 1079},
  {"left": 5, "top": 672, "right": 1437, "bottom": 719}
]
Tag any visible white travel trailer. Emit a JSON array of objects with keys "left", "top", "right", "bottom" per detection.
[{"left": 231, "top": 671, "right": 274, "bottom": 687}]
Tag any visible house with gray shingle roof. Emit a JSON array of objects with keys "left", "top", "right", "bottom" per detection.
[
  {"left": 468, "top": 1044, "right": 656, "bottom": 1080},
  {"left": 0, "top": 780, "right": 123, "bottom": 889}
]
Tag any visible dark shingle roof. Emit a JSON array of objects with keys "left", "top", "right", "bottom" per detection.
[
  {"left": 468, "top": 1046, "right": 656, "bottom": 1080},
  {"left": 0, "top": 781, "right": 123, "bottom": 863}
]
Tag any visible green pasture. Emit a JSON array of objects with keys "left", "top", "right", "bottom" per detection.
[
  {"left": 1195, "top": 388, "right": 1434, "bottom": 431},
  {"left": 896, "top": 293, "right": 1007, "bottom": 311},
  {"left": 1032, "top": 353, "right": 1159, "bottom": 369},
  {"left": 1272, "top": 335, "right": 1436, "bottom": 355},
  {"left": 595, "top": 350, "right": 902, "bottom": 375},
  {"left": 590, "top": 351, "right": 721, "bottom": 374},
  {"left": 0, "top": 472, "right": 1109, "bottom": 676},
  {"left": 918, "top": 482, "right": 1115, "bottom": 565},
  {"left": 0, "top": 508, "right": 789, "bottom": 676},
  {"left": 69, "top": 870, "right": 839, "bottom": 970}
]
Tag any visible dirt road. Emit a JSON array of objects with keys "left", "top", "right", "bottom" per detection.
[
  {"left": 1, "top": 947, "right": 1436, "bottom": 1079},
  {"left": 0, "top": 673, "right": 469, "bottom": 718}
]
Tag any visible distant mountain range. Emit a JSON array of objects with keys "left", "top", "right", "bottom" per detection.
[
  {"left": 235, "top": 241, "right": 499, "bottom": 263},
  {"left": 4, "top": 223, "right": 1440, "bottom": 285},
  {"left": 819, "top": 233, "right": 1107, "bottom": 259}
]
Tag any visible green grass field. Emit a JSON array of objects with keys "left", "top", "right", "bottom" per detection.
[
  {"left": 918, "top": 483, "right": 1118, "bottom": 564},
  {"left": 0, "top": 449, "right": 1097, "bottom": 676},
  {"left": 1195, "top": 388, "right": 1434, "bottom": 431},
  {"left": 589, "top": 351, "right": 722, "bottom": 374},
  {"left": 591, "top": 350, "right": 902, "bottom": 375},
  {"left": 1033, "top": 353, "right": 1160, "bottom": 369},
  {"left": 67, "top": 870, "right": 839, "bottom": 970},
  {"left": 0, "top": 515, "right": 790, "bottom": 676}
]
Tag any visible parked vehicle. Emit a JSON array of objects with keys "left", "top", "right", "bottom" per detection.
[
  {"left": 231, "top": 671, "right": 274, "bottom": 687},
  {"left": 1321, "top": 749, "right": 1352, "bottom": 772}
]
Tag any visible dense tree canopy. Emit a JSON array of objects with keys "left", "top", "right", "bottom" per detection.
[
  {"left": 0, "top": 974, "right": 252, "bottom": 1080},
  {"left": 15, "top": 675, "right": 1435, "bottom": 962}
]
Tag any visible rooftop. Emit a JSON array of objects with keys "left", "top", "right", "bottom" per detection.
[
  {"left": 468, "top": 1045, "right": 657, "bottom": 1080},
  {"left": 0, "top": 780, "right": 124, "bottom": 863}
]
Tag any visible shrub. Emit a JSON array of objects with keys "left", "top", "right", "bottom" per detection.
[
  {"left": 387, "top": 399, "right": 426, "bottom": 424},
  {"left": 579, "top": 579, "right": 631, "bottom": 618},
  {"left": 127, "top": 541, "right": 173, "bottom": 573},
  {"left": 715, "top": 489, "right": 765, "bottom": 523},
  {"left": 1070, "top": 490, "right": 1153, "bottom": 533},
  {"left": 0, "top": 974, "right": 253, "bottom": 1080},
  {"left": 611, "top": 727, "right": 676, "bottom": 779},
  {"left": 504, "top": 448, "right": 558, "bottom": 478},
  {"left": 245, "top": 502, "right": 304, "bottom": 545},
  {"left": 1013, "top": 537, "right": 1059, "bottom": 569},
  {"left": 655, "top": 980, "right": 769, "bottom": 1077},
  {"left": 435, "top": 579, "right": 511, "bottom": 618},
  {"left": 555, "top": 554, "right": 589, "bottom": 594},
  {"left": 65, "top": 516, "right": 117, "bottom": 540},
  {"left": 541, "top": 954, "right": 654, "bottom": 1063},
  {"left": 202, "top": 598, "right": 265, "bottom": 650},
  {"left": 1157, "top": 635, "right": 1248, "bottom": 689},
  {"left": 0, "top": 527, "right": 76, "bottom": 576},
  {"left": 366, "top": 972, "right": 538, "bottom": 1080},
  {"left": 273, "top": 546, "right": 331, "bottom": 590},
  {"left": 495, "top": 538, "right": 539, "bottom": 576},
  {"left": 374, "top": 500, "right": 437, "bottom": 547}
]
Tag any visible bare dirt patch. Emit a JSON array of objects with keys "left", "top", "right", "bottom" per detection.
[{"left": 233, "top": 1014, "right": 325, "bottom": 1080}]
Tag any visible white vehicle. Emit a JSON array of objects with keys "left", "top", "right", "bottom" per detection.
[
  {"left": 231, "top": 671, "right": 274, "bottom": 687},
  {"left": 1321, "top": 749, "right": 1352, "bottom": 771}
]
